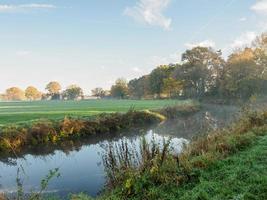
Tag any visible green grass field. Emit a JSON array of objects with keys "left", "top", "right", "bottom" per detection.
[{"left": 0, "top": 99, "right": 190, "bottom": 125}]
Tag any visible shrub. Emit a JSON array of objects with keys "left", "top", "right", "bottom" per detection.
[
  {"left": 28, "top": 120, "right": 57, "bottom": 144},
  {"left": 60, "top": 117, "right": 85, "bottom": 137},
  {"left": 157, "top": 101, "right": 200, "bottom": 119}
]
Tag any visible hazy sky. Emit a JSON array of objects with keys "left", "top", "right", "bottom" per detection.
[{"left": 0, "top": 0, "right": 266, "bottom": 94}]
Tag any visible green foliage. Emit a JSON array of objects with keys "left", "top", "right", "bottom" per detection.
[
  {"left": 148, "top": 65, "right": 175, "bottom": 96},
  {"left": 219, "top": 48, "right": 266, "bottom": 99},
  {"left": 128, "top": 76, "right": 150, "bottom": 99},
  {"left": 126, "top": 32, "right": 267, "bottom": 100},
  {"left": 163, "top": 77, "right": 183, "bottom": 98},
  {"left": 71, "top": 193, "right": 95, "bottom": 200},
  {"left": 157, "top": 100, "right": 200, "bottom": 119},
  {"left": 110, "top": 78, "right": 129, "bottom": 99},
  {"left": 62, "top": 85, "right": 83, "bottom": 100},
  {"left": 91, "top": 88, "right": 107, "bottom": 98}
]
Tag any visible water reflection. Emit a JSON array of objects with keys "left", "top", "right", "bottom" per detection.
[
  {"left": 154, "top": 104, "right": 240, "bottom": 139},
  {"left": 0, "top": 104, "right": 240, "bottom": 197}
]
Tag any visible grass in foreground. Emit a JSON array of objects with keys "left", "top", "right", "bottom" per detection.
[
  {"left": 175, "top": 135, "right": 267, "bottom": 200},
  {"left": 0, "top": 99, "right": 191, "bottom": 125},
  {"left": 100, "top": 135, "right": 267, "bottom": 200},
  {"left": 81, "top": 110, "right": 267, "bottom": 200}
]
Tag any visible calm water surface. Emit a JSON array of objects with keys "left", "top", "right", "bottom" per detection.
[{"left": 0, "top": 104, "right": 240, "bottom": 197}]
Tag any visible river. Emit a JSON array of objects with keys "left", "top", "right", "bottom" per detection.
[{"left": 0, "top": 104, "right": 240, "bottom": 198}]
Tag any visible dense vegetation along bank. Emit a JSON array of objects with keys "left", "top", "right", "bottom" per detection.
[
  {"left": 0, "top": 103, "right": 199, "bottom": 156},
  {"left": 76, "top": 109, "right": 267, "bottom": 200},
  {"left": 0, "top": 110, "right": 163, "bottom": 156}
]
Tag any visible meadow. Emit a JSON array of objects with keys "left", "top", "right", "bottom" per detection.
[{"left": 0, "top": 99, "right": 191, "bottom": 125}]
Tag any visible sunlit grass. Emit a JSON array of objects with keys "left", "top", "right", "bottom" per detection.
[{"left": 0, "top": 99, "right": 191, "bottom": 125}]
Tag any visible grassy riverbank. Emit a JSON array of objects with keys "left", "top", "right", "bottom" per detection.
[
  {"left": 0, "top": 102, "right": 199, "bottom": 156},
  {"left": 77, "top": 109, "right": 267, "bottom": 200},
  {"left": 0, "top": 110, "right": 164, "bottom": 156},
  {"left": 93, "top": 135, "right": 267, "bottom": 200}
]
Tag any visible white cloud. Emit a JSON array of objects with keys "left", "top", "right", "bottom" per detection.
[
  {"left": 185, "top": 40, "right": 216, "bottom": 49},
  {"left": 0, "top": 4, "right": 56, "bottom": 13},
  {"left": 124, "top": 0, "right": 172, "bottom": 30},
  {"left": 239, "top": 17, "right": 247, "bottom": 22},
  {"left": 251, "top": 0, "right": 267, "bottom": 14},
  {"left": 230, "top": 31, "right": 257, "bottom": 49},
  {"left": 20, "top": 4, "right": 56, "bottom": 9},
  {"left": 0, "top": 5, "right": 15, "bottom": 12},
  {"left": 251, "top": 1, "right": 267, "bottom": 31}
]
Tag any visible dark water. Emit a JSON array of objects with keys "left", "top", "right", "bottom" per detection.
[{"left": 0, "top": 104, "right": 240, "bottom": 197}]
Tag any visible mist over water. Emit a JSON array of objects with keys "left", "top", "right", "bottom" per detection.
[{"left": 0, "top": 104, "right": 240, "bottom": 197}]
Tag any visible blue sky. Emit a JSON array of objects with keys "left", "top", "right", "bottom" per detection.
[{"left": 0, "top": 0, "right": 266, "bottom": 94}]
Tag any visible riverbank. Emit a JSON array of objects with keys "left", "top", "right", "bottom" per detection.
[
  {"left": 1, "top": 104, "right": 266, "bottom": 199},
  {"left": 94, "top": 135, "right": 267, "bottom": 200},
  {"left": 85, "top": 109, "right": 267, "bottom": 200},
  {"left": 0, "top": 103, "right": 200, "bottom": 157},
  {"left": 0, "top": 110, "right": 164, "bottom": 156}
]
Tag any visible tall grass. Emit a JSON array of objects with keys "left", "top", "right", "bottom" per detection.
[
  {"left": 100, "top": 109, "right": 267, "bottom": 199},
  {"left": 102, "top": 136, "right": 173, "bottom": 189}
]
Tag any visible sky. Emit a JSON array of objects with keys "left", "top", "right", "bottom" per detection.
[{"left": 0, "top": 0, "right": 267, "bottom": 94}]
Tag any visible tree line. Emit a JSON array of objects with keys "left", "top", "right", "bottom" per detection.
[
  {"left": 1, "top": 32, "right": 267, "bottom": 101},
  {"left": 109, "top": 32, "right": 267, "bottom": 101},
  {"left": 0, "top": 82, "right": 84, "bottom": 101}
]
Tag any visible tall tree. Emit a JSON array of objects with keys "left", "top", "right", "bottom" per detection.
[
  {"left": 5, "top": 87, "right": 25, "bottom": 101},
  {"left": 45, "top": 81, "right": 62, "bottom": 100},
  {"left": 174, "top": 47, "right": 225, "bottom": 98},
  {"left": 25, "top": 86, "right": 42, "bottom": 100},
  {"left": 128, "top": 75, "right": 150, "bottom": 99},
  {"left": 253, "top": 33, "right": 267, "bottom": 80},
  {"left": 110, "top": 78, "right": 128, "bottom": 99},
  {"left": 63, "top": 85, "right": 83, "bottom": 100},
  {"left": 220, "top": 47, "right": 266, "bottom": 99},
  {"left": 163, "top": 78, "right": 183, "bottom": 98},
  {"left": 149, "top": 65, "right": 175, "bottom": 97},
  {"left": 91, "top": 87, "right": 106, "bottom": 98}
]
